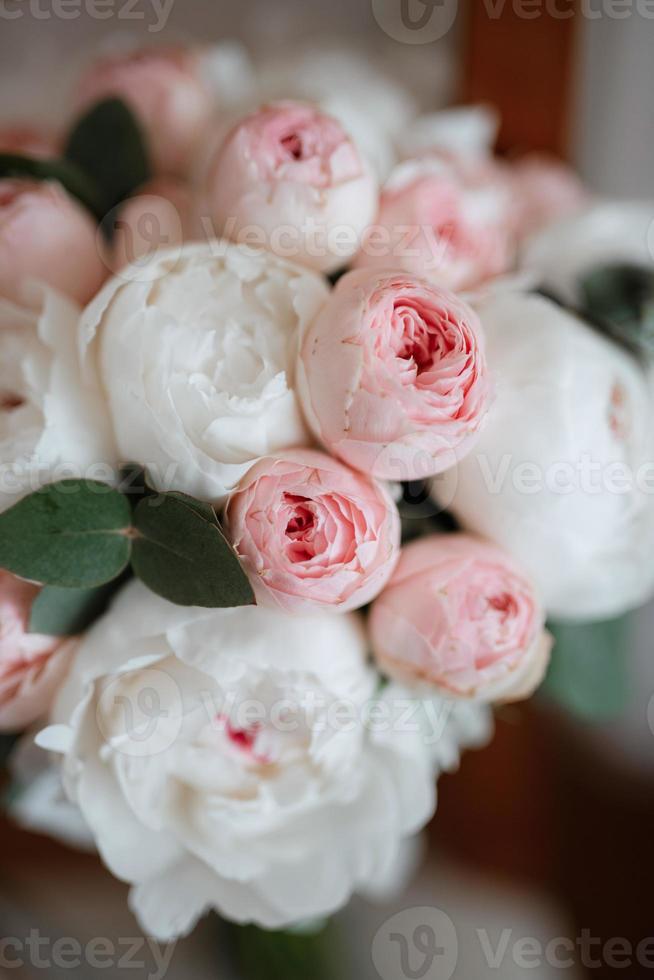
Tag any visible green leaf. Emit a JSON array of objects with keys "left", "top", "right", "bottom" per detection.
[
  {"left": 28, "top": 579, "right": 126, "bottom": 636},
  {"left": 0, "top": 152, "right": 105, "bottom": 217},
  {"left": 541, "top": 615, "right": 631, "bottom": 720},
  {"left": 0, "top": 480, "right": 132, "bottom": 588},
  {"left": 166, "top": 490, "right": 220, "bottom": 526},
  {"left": 579, "top": 263, "right": 654, "bottom": 357},
  {"left": 132, "top": 493, "right": 255, "bottom": 608},
  {"left": 64, "top": 98, "right": 150, "bottom": 218}
]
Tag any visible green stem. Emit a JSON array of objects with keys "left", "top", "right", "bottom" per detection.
[{"left": 220, "top": 919, "right": 342, "bottom": 980}]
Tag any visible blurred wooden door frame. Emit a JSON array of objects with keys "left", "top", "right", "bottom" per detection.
[{"left": 460, "top": 0, "right": 580, "bottom": 157}]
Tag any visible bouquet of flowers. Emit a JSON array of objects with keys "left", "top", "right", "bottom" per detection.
[{"left": 1, "top": 39, "right": 653, "bottom": 968}]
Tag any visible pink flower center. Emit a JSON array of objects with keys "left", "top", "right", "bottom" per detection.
[
  {"left": 487, "top": 591, "right": 518, "bottom": 621},
  {"left": 284, "top": 493, "right": 317, "bottom": 563},
  {"left": 392, "top": 300, "right": 459, "bottom": 382},
  {"left": 280, "top": 132, "right": 303, "bottom": 161},
  {"left": 218, "top": 715, "right": 271, "bottom": 765}
]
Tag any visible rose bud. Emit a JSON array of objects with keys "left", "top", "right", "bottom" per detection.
[
  {"left": 370, "top": 534, "right": 551, "bottom": 703},
  {"left": 74, "top": 46, "right": 214, "bottom": 176},
  {"left": 0, "top": 123, "right": 58, "bottom": 158},
  {"left": 354, "top": 157, "right": 513, "bottom": 291},
  {"left": 511, "top": 154, "right": 588, "bottom": 241},
  {"left": 297, "top": 268, "right": 492, "bottom": 481},
  {"left": 204, "top": 101, "right": 378, "bottom": 273},
  {"left": 0, "top": 179, "right": 105, "bottom": 307},
  {"left": 224, "top": 449, "right": 401, "bottom": 612},
  {"left": 105, "top": 177, "right": 195, "bottom": 275},
  {"left": 0, "top": 571, "right": 74, "bottom": 731},
  {"left": 434, "top": 289, "right": 654, "bottom": 621}
]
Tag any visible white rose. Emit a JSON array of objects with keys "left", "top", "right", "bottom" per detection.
[
  {"left": 37, "top": 581, "right": 437, "bottom": 939},
  {"left": 521, "top": 201, "right": 654, "bottom": 305},
  {"left": 79, "top": 241, "right": 328, "bottom": 503},
  {"left": 0, "top": 285, "right": 115, "bottom": 512},
  {"left": 433, "top": 289, "right": 654, "bottom": 621}
]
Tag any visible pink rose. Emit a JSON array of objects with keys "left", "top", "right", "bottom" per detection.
[
  {"left": 370, "top": 534, "right": 552, "bottom": 703},
  {"left": 74, "top": 46, "right": 213, "bottom": 176},
  {"left": 511, "top": 154, "right": 589, "bottom": 240},
  {"left": 204, "top": 101, "right": 378, "bottom": 273},
  {"left": 0, "top": 179, "right": 106, "bottom": 306},
  {"left": 0, "top": 123, "right": 58, "bottom": 158},
  {"left": 297, "top": 268, "right": 492, "bottom": 481},
  {"left": 105, "top": 177, "right": 195, "bottom": 275},
  {"left": 0, "top": 571, "right": 73, "bottom": 731},
  {"left": 224, "top": 449, "right": 400, "bottom": 612},
  {"left": 355, "top": 158, "right": 513, "bottom": 291}
]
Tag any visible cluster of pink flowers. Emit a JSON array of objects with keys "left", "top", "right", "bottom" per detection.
[{"left": 0, "top": 43, "right": 592, "bottom": 728}]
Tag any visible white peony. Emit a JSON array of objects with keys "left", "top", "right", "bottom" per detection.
[
  {"left": 37, "top": 581, "right": 437, "bottom": 939},
  {"left": 521, "top": 200, "right": 654, "bottom": 305},
  {"left": 433, "top": 288, "right": 654, "bottom": 621},
  {"left": 79, "top": 241, "right": 328, "bottom": 504},
  {"left": 0, "top": 285, "right": 115, "bottom": 512}
]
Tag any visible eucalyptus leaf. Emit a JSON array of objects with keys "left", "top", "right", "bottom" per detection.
[
  {"left": 0, "top": 480, "right": 132, "bottom": 588},
  {"left": 0, "top": 152, "right": 104, "bottom": 217},
  {"left": 132, "top": 493, "right": 255, "bottom": 608},
  {"left": 541, "top": 615, "right": 630, "bottom": 720},
  {"left": 29, "top": 579, "right": 126, "bottom": 636},
  {"left": 65, "top": 98, "right": 150, "bottom": 218}
]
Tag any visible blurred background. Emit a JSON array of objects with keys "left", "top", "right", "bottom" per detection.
[{"left": 1, "top": 1, "right": 653, "bottom": 977}]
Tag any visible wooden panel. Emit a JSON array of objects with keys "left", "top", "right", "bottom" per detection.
[{"left": 461, "top": 0, "right": 580, "bottom": 157}]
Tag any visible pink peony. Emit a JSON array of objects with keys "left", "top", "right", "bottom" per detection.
[
  {"left": 74, "top": 46, "right": 213, "bottom": 176},
  {"left": 0, "top": 571, "right": 73, "bottom": 731},
  {"left": 355, "top": 158, "right": 513, "bottom": 291},
  {"left": 297, "top": 268, "right": 492, "bottom": 481},
  {"left": 204, "top": 101, "right": 378, "bottom": 273},
  {"left": 224, "top": 449, "right": 400, "bottom": 612},
  {"left": 0, "top": 179, "right": 106, "bottom": 306},
  {"left": 370, "top": 534, "right": 552, "bottom": 703}
]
